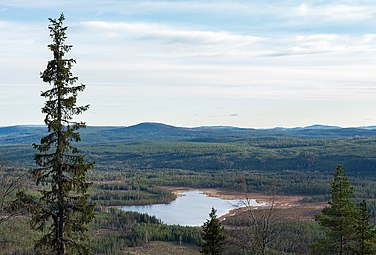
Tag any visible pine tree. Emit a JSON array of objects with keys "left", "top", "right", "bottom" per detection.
[
  {"left": 313, "top": 165, "right": 357, "bottom": 255},
  {"left": 352, "top": 200, "right": 376, "bottom": 255},
  {"left": 30, "top": 13, "right": 95, "bottom": 255},
  {"left": 201, "top": 207, "right": 226, "bottom": 255}
]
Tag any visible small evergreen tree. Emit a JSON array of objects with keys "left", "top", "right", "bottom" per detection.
[
  {"left": 313, "top": 165, "right": 357, "bottom": 255},
  {"left": 352, "top": 200, "right": 376, "bottom": 255},
  {"left": 201, "top": 207, "right": 226, "bottom": 255},
  {"left": 30, "top": 13, "right": 95, "bottom": 255}
]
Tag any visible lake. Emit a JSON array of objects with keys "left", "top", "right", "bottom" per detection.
[{"left": 120, "top": 190, "right": 263, "bottom": 226}]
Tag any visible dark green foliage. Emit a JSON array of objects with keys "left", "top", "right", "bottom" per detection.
[
  {"left": 4, "top": 123, "right": 376, "bottom": 146},
  {"left": 201, "top": 208, "right": 226, "bottom": 255},
  {"left": 5, "top": 135, "right": 376, "bottom": 176},
  {"left": 90, "top": 208, "right": 201, "bottom": 255},
  {"left": 81, "top": 138, "right": 376, "bottom": 175},
  {"left": 92, "top": 181, "right": 176, "bottom": 206},
  {"left": 0, "top": 206, "right": 201, "bottom": 255},
  {"left": 131, "top": 223, "right": 202, "bottom": 246},
  {"left": 29, "top": 13, "right": 94, "bottom": 255},
  {"left": 352, "top": 200, "right": 376, "bottom": 255},
  {"left": 313, "top": 166, "right": 376, "bottom": 255},
  {"left": 313, "top": 166, "right": 357, "bottom": 254},
  {"left": 268, "top": 221, "right": 323, "bottom": 255},
  {"left": 224, "top": 220, "right": 323, "bottom": 255},
  {"left": 91, "top": 168, "right": 333, "bottom": 198}
]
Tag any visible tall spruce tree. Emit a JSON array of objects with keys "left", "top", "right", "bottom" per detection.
[
  {"left": 313, "top": 165, "right": 357, "bottom": 255},
  {"left": 30, "top": 13, "right": 94, "bottom": 255},
  {"left": 201, "top": 207, "right": 226, "bottom": 255}
]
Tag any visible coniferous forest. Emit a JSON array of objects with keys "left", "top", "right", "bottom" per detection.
[{"left": 1, "top": 11, "right": 376, "bottom": 255}]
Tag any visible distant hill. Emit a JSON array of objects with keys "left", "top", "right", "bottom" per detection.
[
  {"left": 0, "top": 125, "right": 46, "bottom": 144},
  {"left": 358, "top": 126, "right": 376, "bottom": 130},
  {"left": 1, "top": 122, "right": 376, "bottom": 144},
  {"left": 198, "top": 125, "right": 244, "bottom": 130},
  {"left": 303, "top": 124, "right": 340, "bottom": 130},
  {"left": 112, "top": 122, "right": 194, "bottom": 137}
]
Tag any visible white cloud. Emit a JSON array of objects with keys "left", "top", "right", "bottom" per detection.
[
  {"left": 362, "top": 34, "right": 376, "bottom": 43},
  {"left": 118, "top": 0, "right": 256, "bottom": 14},
  {"left": 0, "top": 21, "right": 46, "bottom": 54},
  {"left": 322, "top": 4, "right": 374, "bottom": 21},
  {"left": 2, "top": 1, "right": 376, "bottom": 126},
  {"left": 0, "top": 0, "right": 85, "bottom": 8},
  {"left": 294, "top": 3, "right": 376, "bottom": 21},
  {"left": 81, "top": 21, "right": 263, "bottom": 45},
  {"left": 0, "top": 20, "right": 10, "bottom": 27},
  {"left": 295, "top": 34, "right": 339, "bottom": 41},
  {"left": 77, "top": 20, "right": 376, "bottom": 63},
  {"left": 0, "top": 0, "right": 258, "bottom": 18},
  {"left": 296, "top": 3, "right": 309, "bottom": 16},
  {"left": 288, "top": 33, "right": 376, "bottom": 54},
  {"left": 80, "top": 62, "right": 376, "bottom": 104}
]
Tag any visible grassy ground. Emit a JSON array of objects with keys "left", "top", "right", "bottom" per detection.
[{"left": 123, "top": 241, "right": 200, "bottom": 255}]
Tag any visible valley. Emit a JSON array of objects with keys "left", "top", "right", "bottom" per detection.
[{"left": 1, "top": 123, "right": 376, "bottom": 254}]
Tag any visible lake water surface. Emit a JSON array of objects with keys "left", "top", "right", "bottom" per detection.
[{"left": 120, "top": 190, "right": 263, "bottom": 226}]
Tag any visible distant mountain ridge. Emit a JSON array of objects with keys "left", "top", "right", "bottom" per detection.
[{"left": 1, "top": 122, "right": 376, "bottom": 144}]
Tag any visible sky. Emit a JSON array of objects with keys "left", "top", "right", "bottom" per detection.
[{"left": 1, "top": 0, "right": 376, "bottom": 128}]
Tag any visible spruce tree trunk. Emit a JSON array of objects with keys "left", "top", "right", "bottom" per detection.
[{"left": 56, "top": 41, "right": 65, "bottom": 255}]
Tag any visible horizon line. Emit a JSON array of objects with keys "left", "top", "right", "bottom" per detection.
[{"left": 0, "top": 122, "right": 375, "bottom": 130}]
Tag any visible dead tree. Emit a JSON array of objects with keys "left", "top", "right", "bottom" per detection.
[
  {"left": 231, "top": 182, "right": 279, "bottom": 255},
  {"left": 0, "top": 160, "right": 25, "bottom": 225}
]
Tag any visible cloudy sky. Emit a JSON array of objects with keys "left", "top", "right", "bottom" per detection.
[{"left": 1, "top": 0, "right": 376, "bottom": 127}]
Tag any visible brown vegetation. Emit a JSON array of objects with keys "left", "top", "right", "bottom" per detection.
[
  {"left": 165, "top": 187, "right": 326, "bottom": 221},
  {"left": 123, "top": 241, "right": 200, "bottom": 255}
]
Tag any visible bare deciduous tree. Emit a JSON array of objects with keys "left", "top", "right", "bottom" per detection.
[
  {"left": 230, "top": 182, "right": 279, "bottom": 255},
  {"left": 242, "top": 195, "right": 276, "bottom": 255},
  {"left": 0, "top": 160, "right": 25, "bottom": 225}
]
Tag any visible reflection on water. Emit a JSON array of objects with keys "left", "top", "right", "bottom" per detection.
[{"left": 120, "top": 190, "right": 263, "bottom": 226}]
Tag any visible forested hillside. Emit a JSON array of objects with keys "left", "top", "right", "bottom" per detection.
[
  {"left": 2, "top": 124, "right": 376, "bottom": 175},
  {"left": 2, "top": 123, "right": 376, "bottom": 144},
  {"left": 2, "top": 124, "right": 376, "bottom": 254}
]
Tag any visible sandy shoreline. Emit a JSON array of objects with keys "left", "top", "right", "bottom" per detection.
[
  {"left": 163, "top": 186, "right": 326, "bottom": 221},
  {"left": 164, "top": 186, "right": 303, "bottom": 206}
]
